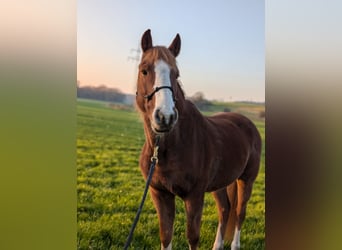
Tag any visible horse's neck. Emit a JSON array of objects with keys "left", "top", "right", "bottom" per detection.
[
  {"left": 168, "top": 100, "right": 207, "bottom": 143},
  {"left": 180, "top": 99, "right": 207, "bottom": 126}
]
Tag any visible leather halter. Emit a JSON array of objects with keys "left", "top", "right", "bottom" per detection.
[{"left": 136, "top": 86, "right": 175, "bottom": 102}]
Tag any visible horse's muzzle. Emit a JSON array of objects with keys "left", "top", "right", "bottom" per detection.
[{"left": 152, "top": 107, "right": 178, "bottom": 134}]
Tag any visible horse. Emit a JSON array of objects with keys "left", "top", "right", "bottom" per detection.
[{"left": 135, "top": 29, "right": 261, "bottom": 250}]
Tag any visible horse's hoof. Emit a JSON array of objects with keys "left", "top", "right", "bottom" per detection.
[{"left": 230, "top": 244, "right": 240, "bottom": 250}]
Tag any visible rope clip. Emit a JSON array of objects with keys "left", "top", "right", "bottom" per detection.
[{"left": 151, "top": 145, "right": 159, "bottom": 163}]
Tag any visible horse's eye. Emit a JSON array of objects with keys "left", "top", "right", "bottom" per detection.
[{"left": 141, "top": 69, "right": 148, "bottom": 76}]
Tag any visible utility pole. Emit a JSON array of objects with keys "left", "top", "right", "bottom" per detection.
[
  {"left": 127, "top": 46, "right": 141, "bottom": 102},
  {"left": 128, "top": 46, "right": 141, "bottom": 79},
  {"left": 128, "top": 47, "right": 141, "bottom": 62}
]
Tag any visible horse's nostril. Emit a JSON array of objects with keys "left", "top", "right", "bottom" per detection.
[
  {"left": 154, "top": 108, "right": 178, "bottom": 128},
  {"left": 154, "top": 109, "right": 163, "bottom": 124},
  {"left": 169, "top": 114, "right": 174, "bottom": 125}
]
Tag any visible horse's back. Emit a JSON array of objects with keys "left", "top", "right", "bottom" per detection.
[
  {"left": 205, "top": 112, "right": 261, "bottom": 190},
  {"left": 207, "top": 112, "right": 261, "bottom": 151}
]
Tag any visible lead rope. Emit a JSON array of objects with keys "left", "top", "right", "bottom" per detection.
[{"left": 123, "top": 136, "right": 160, "bottom": 250}]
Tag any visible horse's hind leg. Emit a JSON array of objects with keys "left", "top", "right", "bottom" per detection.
[
  {"left": 231, "top": 154, "right": 260, "bottom": 250},
  {"left": 150, "top": 187, "right": 175, "bottom": 250},
  {"left": 212, "top": 189, "right": 230, "bottom": 250},
  {"left": 230, "top": 179, "right": 253, "bottom": 250}
]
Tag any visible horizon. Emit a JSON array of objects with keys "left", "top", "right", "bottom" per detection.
[
  {"left": 78, "top": 1, "right": 265, "bottom": 102},
  {"left": 76, "top": 83, "right": 265, "bottom": 104}
]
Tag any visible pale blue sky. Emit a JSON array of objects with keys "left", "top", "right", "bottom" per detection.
[{"left": 78, "top": 0, "right": 264, "bottom": 102}]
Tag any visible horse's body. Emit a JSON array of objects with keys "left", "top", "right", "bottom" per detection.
[{"left": 135, "top": 29, "right": 261, "bottom": 250}]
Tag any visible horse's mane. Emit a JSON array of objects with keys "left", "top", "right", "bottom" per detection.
[{"left": 175, "top": 79, "right": 186, "bottom": 101}]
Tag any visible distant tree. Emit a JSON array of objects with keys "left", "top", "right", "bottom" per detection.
[
  {"left": 189, "top": 91, "right": 212, "bottom": 111},
  {"left": 191, "top": 92, "right": 204, "bottom": 101}
]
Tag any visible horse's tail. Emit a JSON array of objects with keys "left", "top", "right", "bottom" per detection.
[{"left": 224, "top": 180, "right": 238, "bottom": 242}]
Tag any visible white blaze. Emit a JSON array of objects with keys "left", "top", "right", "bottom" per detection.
[{"left": 154, "top": 59, "right": 175, "bottom": 124}]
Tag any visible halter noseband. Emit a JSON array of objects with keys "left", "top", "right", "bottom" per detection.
[{"left": 136, "top": 86, "right": 175, "bottom": 102}]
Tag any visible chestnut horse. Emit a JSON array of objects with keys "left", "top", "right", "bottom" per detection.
[{"left": 135, "top": 29, "right": 261, "bottom": 250}]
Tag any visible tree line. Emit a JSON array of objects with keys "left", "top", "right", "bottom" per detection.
[
  {"left": 76, "top": 81, "right": 213, "bottom": 111},
  {"left": 77, "top": 84, "right": 126, "bottom": 103}
]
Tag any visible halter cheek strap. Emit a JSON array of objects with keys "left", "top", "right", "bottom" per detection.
[{"left": 136, "top": 86, "right": 175, "bottom": 102}]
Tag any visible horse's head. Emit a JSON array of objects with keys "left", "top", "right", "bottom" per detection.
[{"left": 136, "top": 29, "right": 181, "bottom": 135}]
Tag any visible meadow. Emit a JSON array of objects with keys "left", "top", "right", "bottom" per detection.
[{"left": 77, "top": 98, "right": 265, "bottom": 249}]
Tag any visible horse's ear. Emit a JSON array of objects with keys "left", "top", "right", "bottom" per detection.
[
  {"left": 141, "top": 29, "right": 153, "bottom": 52},
  {"left": 168, "top": 34, "right": 181, "bottom": 57}
]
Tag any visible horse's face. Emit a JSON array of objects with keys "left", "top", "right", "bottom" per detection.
[{"left": 136, "top": 30, "right": 181, "bottom": 134}]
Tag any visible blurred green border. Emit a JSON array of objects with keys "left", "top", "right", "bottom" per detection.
[
  {"left": 1, "top": 1, "right": 342, "bottom": 249},
  {"left": 0, "top": 1, "right": 76, "bottom": 249}
]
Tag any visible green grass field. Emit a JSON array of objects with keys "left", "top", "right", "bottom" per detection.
[{"left": 77, "top": 98, "right": 265, "bottom": 249}]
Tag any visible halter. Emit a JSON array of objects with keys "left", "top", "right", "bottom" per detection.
[{"left": 136, "top": 86, "right": 175, "bottom": 102}]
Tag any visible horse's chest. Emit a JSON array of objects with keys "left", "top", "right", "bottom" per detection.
[{"left": 152, "top": 167, "right": 195, "bottom": 199}]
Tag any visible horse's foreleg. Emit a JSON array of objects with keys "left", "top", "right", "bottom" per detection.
[
  {"left": 150, "top": 187, "right": 175, "bottom": 250},
  {"left": 184, "top": 194, "right": 204, "bottom": 250}
]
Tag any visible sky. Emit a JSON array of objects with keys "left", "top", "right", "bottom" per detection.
[{"left": 77, "top": 0, "right": 264, "bottom": 102}]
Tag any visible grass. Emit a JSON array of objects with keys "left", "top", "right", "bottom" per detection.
[{"left": 77, "top": 98, "right": 265, "bottom": 249}]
